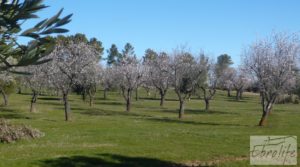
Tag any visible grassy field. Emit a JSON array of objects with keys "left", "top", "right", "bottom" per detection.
[{"left": 0, "top": 89, "right": 299, "bottom": 167}]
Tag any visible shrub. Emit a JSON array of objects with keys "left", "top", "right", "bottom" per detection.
[{"left": 0, "top": 119, "right": 44, "bottom": 143}]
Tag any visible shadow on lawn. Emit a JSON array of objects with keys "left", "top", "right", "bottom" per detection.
[
  {"left": 76, "top": 108, "right": 152, "bottom": 118},
  {"left": 39, "top": 153, "right": 191, "bottom": 167},
  {"left": 158, "top": 109, "right": 239, "bottom": 115},
  {"left": 143, "top": 117, "right": 249, "bottom": 127},
  {"left": 0, "top": 107, "right": 30, "bottom": 119}
]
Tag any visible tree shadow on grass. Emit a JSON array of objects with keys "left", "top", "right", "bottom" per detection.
[
  {"left": 0, "top": 107, "right": 30, "bottom": 119},
  {"left": 39, "top": 97, "right": 62, "bottom": 101},
  {"left": 142, "top": 117, "right": 249, "bottom": 127},
  {"left": 95, "top": 101, "right": 124, "bottom": 106},
  {"left": 158, "top": 109, "right": 239, "bottom": 115},
  {"left": 38, "top": 153, "right": 190, "bottom": 167},
  {"left": 224, "top": 96, "right": 252, "bottom": 103},
  {"left": 75, "top": 108, "right": 153, "bottom": 118}
]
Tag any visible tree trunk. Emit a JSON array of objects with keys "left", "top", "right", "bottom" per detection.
[
  {"left": 179, "top": 100, "right": 185, "bottom": 119},
  {"left": 81, "top": 91, "right": 86, "bottom": 102},
  {"left": 63, "top": 93, "right": 70, "bottom": 121},
  {"left": 205, "top": 99, "right": 210, "bottom": 111},
  {"left": 1, "top": 91, "right": 8, "bottom": 106},
  {"left": 236, "top": 90, "right": 240, "bottom": 101},
  {"left": 17, "top": 87, "right": 22, "bottom": 94},
  {"left": 160, "top": 93, "right": 165, "bottom": 107},
  {"left": 30, "top": 92, "right": 38, "bottom": 112},
  {"left": 135, "top": 87, "right": 139, "bottom": 101},
  {"left": 259, "top": 111, "right": 268, "bottom": 126},
  {"left": 126, "top": 98, "right": 131, "bottom": 112},
  {"left": 240, "top": 90, "right": 243, "bottom": 99},
  {"left": 227, "top": 89, "right": 231, "bottom": 97},
  {"left": 89, "top": 94, "right": 93, "bottom": 107},
  {"left": 103, "top": 89, "right": 107, "bottom": 100}
]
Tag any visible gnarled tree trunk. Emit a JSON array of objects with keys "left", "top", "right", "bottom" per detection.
[
  {"left": 63, "top": 93, "right": 70, "bottom": 121},
  {"left": 205, "top": 99, "right": 210, "bottom": 111},
  {"left": 135, "top": 87, "right": 139, "bottom": 101},
  {"left": 227, "top": 89, "right": 231, "bottom": 97},
  {"left": 159, "top": 90, "right": 166, "bottom": 107},
  {"left": 30, "top": 91, "right": 38, "bottom": 112},
  {"left": 103, "top": 88, "right": 107, "bottom": 100},
  {"left": 179, "top": 100, "right": 185, "bottom": 119}
]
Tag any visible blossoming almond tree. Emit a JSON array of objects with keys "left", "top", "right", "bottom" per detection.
[
  {"left": 46, "top": 35, "right": 100, "bottom": 121},
  {"left": 170, "top": 48, "right": 206, "bottom": 118},
  {"left": 146, "top": 52, "right": 171, "bottom": 107},
  {"left": 114, "top": 56, "right": 144, "bottom": 112},
  {"left": 243, "top": 32, "right": 300, "bottom": 126}
]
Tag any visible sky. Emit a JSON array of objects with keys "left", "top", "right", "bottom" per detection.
[{"left": 22, "top": 0, "right": 300, "bottom": 66}]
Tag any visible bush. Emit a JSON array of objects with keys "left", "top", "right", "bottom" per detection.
[{"left": 0, "top": 119, "right": 44, "bottom": 143}]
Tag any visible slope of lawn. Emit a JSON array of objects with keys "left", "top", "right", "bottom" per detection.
[{"left": 0, "top": 90, "right": 299, "bottom": 167}]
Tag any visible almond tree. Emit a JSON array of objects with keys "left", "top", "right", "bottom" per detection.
[
  {"left": 23, "top": 65, "right": 48, "bottom": 112},
  {"left": 219, "top": 68, "right": 235, "bottom": 97},
  {"left": 232, "top": 67, "right": 251, "bottom": 101},
  {"left": 170, "top": 48, "right": 205, "bottom": 118},
  {"left": 114, "top": 57, "right": 143, "bottom": 112},
  {"left": 101, "top": 67, "right": 115, "bottom": 100},
  {"left": 46, "top": 35, "right": 100, "bottom": 121},
  {"left": 243, "top": 32, "right": 300, "bottom": 126},
  {"left": 146, "top": 52, "right": 171, "bottom": 107},
  {"left": 78, "top": 64, "right": 102, "bottom": 107}
]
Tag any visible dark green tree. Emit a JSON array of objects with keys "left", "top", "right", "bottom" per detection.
[
  {"left": 121, "top": 43, "right": 135, "bottom": 61},
  {"left": 107, "top": 44, "right": 121, "bottom": 66},
  {"left": 143, "top": 49, "right": 158, "bottom": 63},
  {"left": 215, "top": 54, "right": 233, "bottom": 77}
]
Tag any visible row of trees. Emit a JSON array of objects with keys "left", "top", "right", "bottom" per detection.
[
  {"left": 3, "top": 32, "right": 298, "bottom": 127},
  {"left": 1, "top": 1, "right": 299, "bottom": 126}
]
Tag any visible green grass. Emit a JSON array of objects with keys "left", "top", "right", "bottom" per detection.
[{"left": 0, "top": 90, "right": 299, "bottom": 167}]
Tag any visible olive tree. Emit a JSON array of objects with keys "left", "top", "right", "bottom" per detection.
[
  {"left": 0, "top": 0, "right": 71, "bottom": 72},
  {"left": 46, "top": 35, "right": 100, "bottom": 121},
  {"left": 170, "top": 48, "right": 205, "bottom": 118},
  {"left": 243, "top": 32, "right": 300, "bottom": 126}
]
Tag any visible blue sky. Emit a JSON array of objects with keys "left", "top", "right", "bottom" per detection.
[{"left": 22, "top": 0, "right": 300, "bottom": 65}]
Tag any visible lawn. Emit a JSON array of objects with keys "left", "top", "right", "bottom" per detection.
[{"left": 0, "top": 90, "right": 299, "bottom": 167}]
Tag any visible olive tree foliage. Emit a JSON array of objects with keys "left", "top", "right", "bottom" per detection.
[
  {"left": 195, "top": 55, "right": 217, "bottom": 112},
  {"left": 46, "top": 35, "right": 101, "bottom": 121},
  {"left": 243, "top": 32, "right": 300, "bottom": 126},
  {"left": 145, "top": 52, "right": 171, "bottom": 107},
  {"left": 113, "top": 56, "right": 144, "bottom": 112},
  {"left": 232, "top": 67, "right": 251, "bottom": 101},
  {"left": 0, "top": 72, "right": 16, "bottom": 106},
  {"left": 0, "top": 0, "right": 72, "bottom": 72},
  {"left": 170, "top": 48, "right": 206, "bottom": 118}
]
